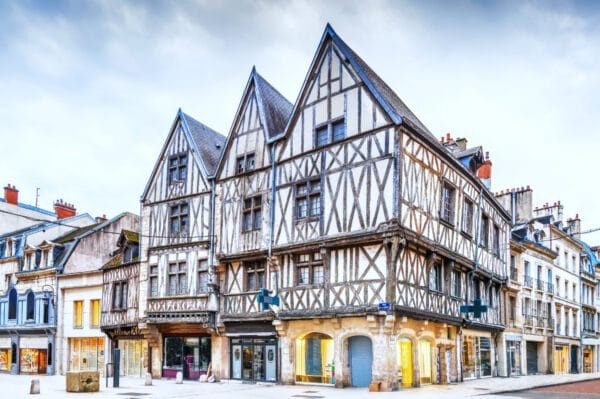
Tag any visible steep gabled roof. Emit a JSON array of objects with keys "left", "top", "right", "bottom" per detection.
[
  {"left": 253, "top": 69, "right": 293, "bottom": 141},
  {"left": 141, "top": 110, "right": 226, "bottom": 200},
  {"left": 54, "top": 223, "right": 101, "bottom": 244},
  {"left": 181, "top": 111, "right": 226, "bottom": 176},
  {"left": 275, "top": 23, "right": 433, "bottom": 142},
  {"left": 215, "top": 67, "right": 292, "bottom": 177}
]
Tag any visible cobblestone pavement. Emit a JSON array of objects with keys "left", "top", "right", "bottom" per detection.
[{"left": 4, "top": 372, "right": 600, "bottom": 399}]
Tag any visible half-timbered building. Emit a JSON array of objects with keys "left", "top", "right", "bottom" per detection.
[
  {"left": 139, "top": 109, "right": 226, "bottom": 379},
  {"left": 214, "top": 67, "right": 292, "bottom": 383},
  {"left": 208, "top": 24, "right": 510, "bottom": 388},
  {"left": 101, "top": 229, "right": 147, "bottom": 377}
]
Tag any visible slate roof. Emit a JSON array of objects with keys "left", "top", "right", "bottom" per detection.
[
  {"left": 121, "top": 229, "right": 139, "bottom": 244},
  {"left": 54, "top": 223, "right": 101, "bottom": 244},
  {"left": 181, "top": 112, "right": 226, "bottom": 176},
  {"left": 254, "top": 70, "right": 293, "bottom": 140},
  {"left": 332, "top": 26, "right": 433, "bottom": 136},
  {"left": 0, "top": 198, "right": 55, "bottom": 217},
  {"left": 101, "top": 253, "right": 123, "bottom": 270}
]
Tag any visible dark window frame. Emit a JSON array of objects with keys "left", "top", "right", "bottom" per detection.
[
  {"left": 8, "top": 288, "right": 17, "bottom": 320},
  {"left": 295, "top": 178, "right": 321, "bottom": 221},
  {"left": 245, "top": 261, "right": 265, "bottom": 292},
  {"left": 112, "top": 281, "right": 128, "bottom": 310},
  {"left": 149, "top": 265, "right": 159, "bottom": 297},
  {"left": 429, "top": 262, "right": 443, "bottom": 292},
  {"left": 26, "top": 291, "right": 35, "bottom": 321},
  {"left": 314, "top": 118, "right": 346, "bottom": 148},
  {"left": 236, "top": 152, "right": 256, "bottom": 175},
  {"left": 242, "top": 195, "right": 262, "bottom": 232},
  {"left": 168, "top": 261, "right": 187, "bottom": 296},
  {"left": 169, "top": 203, "right": 189, "bottom": 237},
  {"left": 451, "top": 269, "right": 462, "bottom": 298},
  {"left": 480, "top": 214, "right": 490, "bottom": 249},
  {"left": 462, "top": 198, "right": 474, "bottom": 236},
  {"left": 296, "top": 253, "right": 325, "bottom": 286},
  {"left": 168, "top": 152, "right": 188, "bottom": 185},
  {"left": 440, "top": 181, "right": 456, "bottom": 225},
  {"left": 492, "top": 224, "right": 500, "bottom": 256},
  {"left": 197, "top": 259, "right": 209, "bottom": 294}
]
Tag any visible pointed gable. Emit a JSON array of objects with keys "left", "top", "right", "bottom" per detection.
[
  {"left": 141, "top": 109, "right": 225, "bottom": 203},
  {"left": 277, "top": 24, "right": 433, "bottom": 160},
  {"left": 216, "top": 68, "right": 292, "bottom": 179}
]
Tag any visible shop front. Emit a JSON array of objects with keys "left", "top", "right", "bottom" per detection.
[
  {"left": 295, "top": 332, "right": 334, "bottom": 384},
  {"left": 20, "top": 336, "right": 50, "bottom": 374},
  {"left": 554, "top": 344, "right": 569, "bottom": 373},
  {"left": 462, "top": 333, "right": 492, "bottom": 380},
  {"left": 117, "top": 339, "right": 148, "bottom": 377},
  {"left": 505, "top": 335, "right": 522, "bottom": 376},
  {"left": 69, "top": 337, "right": 105, "bottom": 374},
  {"left": 162, "top": 336, "right": 211, "bottom": 380},
  {"left": 0, "top": 337, "right": 12, "bottom": 372},
  {"left": 226, "top": 321, "right": 278, "bottom": 383}
]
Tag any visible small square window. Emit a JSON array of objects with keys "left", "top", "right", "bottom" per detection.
[
  {"left": 316, "top": 126, "right": 328, "bottom": 147},
  {"left": 332, "top": 120, "right": 345, "bottom": 141}
]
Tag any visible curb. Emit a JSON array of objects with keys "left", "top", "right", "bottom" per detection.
[{"left": 487, "top": 376, "right": 600, "bottom": 395}]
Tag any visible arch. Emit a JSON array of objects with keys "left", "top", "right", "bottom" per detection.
[
  {"left": 8, "top": 288, "right": 17, "bottom": 320},
  {"left": 294, "top": 332, "right": 334, "bottom": 384},
  {"left": 418, "top": 338, "right": 434, "bottom": 384},
  {"left": 26, "top": 291, "right": 35, "bottom": 321},
  {"left": 397, "top": 336, "right": 414, "bottom": 387},
  {"left": 348, "top": 335, "right": 372, "bottom": 387}
]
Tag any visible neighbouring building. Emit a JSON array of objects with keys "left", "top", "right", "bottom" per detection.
[
  {"left": 497, "top": 187, "right": 556, "bottom": 376},
  {"left": 101, "top": 228, "right": 147, "bottom": 377},
  {"left": 139, "top": 109, "right": 226, "bottom": 379},
  {"left": 54, "top": 212, "right": 138, "bottom": 376},
  {"left": 211, "top": 24, "right": 510, "bottom": 388},
  {"left": 0, "top": 184, "right": 56, "bottom": 235},
  {"left": 0, "top": 202, "right": 94, "bottom": 375}
]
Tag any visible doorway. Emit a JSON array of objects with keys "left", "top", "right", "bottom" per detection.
[{"left": 349, "top": 336, "right": 372, "bottom": 387}]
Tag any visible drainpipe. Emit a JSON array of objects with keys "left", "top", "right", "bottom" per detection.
[
  {"left": 511, "top": 188, "right": 516, "bottom": 225},
  {"left": 466, "top": 187, "right": 484, "bottom": 304},
  {"left": 208, "top": 178, "right": 220, "bottom": 337},
  {"left": 269, "top": 144, "right": 278, "bottom": 295}
]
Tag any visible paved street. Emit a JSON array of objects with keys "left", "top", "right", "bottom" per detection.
[
  {"left": 499, "top": 379, "right": 600, "bottom": 399},
  {"left": 4, "top": 372, "right": 600, "bottom": 399}
]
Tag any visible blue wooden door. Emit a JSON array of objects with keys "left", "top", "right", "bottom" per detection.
[{"left": 349, "top": 336, "right": 372, "bottom": 387}]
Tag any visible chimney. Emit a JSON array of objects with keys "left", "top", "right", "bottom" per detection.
[
  {"left": 54, "top": 199, "right": 76, "bottom": 220},
  {"left": 95, "top": 214, "right": 108, "bottom": 223},
  {"left": 494, "top": 185, "right": 533, "bottom": 224},
  {"left": 455, "top": 137, "right": 468, "bottom": 150},
  {"left": 3, "top": 184, "right": 19, "bottom": 205},
  {"left": 476, "top": 152, "right": 492, "bottom": 189}
]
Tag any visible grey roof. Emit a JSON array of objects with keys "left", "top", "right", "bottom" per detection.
[
  {"left": 335, "top": 29, "right": 433, "bottom": 136},
  {"left": 452, "top": 146, "right": 483, "bottom": 159},
  {"left": 254, "top": 70, "right": 293, "bottom": 140},
  {"left": 181, "top": 112, "right": 226, "bottom": 176}
]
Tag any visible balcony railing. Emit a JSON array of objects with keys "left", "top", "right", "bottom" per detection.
[
  {"left": 547, "top": 318, "right": 555, "bottom": 330},
  {"left": 547, "top": 282, "right": 554, "bottom": 294},
  {"left": 510, "top": 267, "right": 518, "bottom": 281},
  {"left": 524, "top": 275, "right": 534, "bottom": 288},
  {"left": 536, "top": 279, "right": 545, "bottom": 291},
  {"left": 536, "top": 316, "right": 545, "bottom": 328},
  {"left": 524, "top": 315, "right": 534, "bottom": 326},
  {"left": 556, "top": 323, "right": 561, "bottom": 333}
]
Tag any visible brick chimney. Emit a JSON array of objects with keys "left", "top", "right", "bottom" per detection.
[
  {"left": 476, "top": 152, "right": 492, "bottom": 189},
  {"left": 54, "top": 199, "right": 76, "bottom": 220},
  {"left": 3, "top": 184, "right": 19, "bottom": 205}
]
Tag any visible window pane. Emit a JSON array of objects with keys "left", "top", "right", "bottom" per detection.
[
  {"left": 309, "top": 195, "right": 320, "bottom": 216},
  {"left": 297, "top": 198, "right": 307, "bottom": 218},
  {"left": 316, "top": 126, "right": 328, "bottom": 146},
  {"left": 298, "top": 267, "right": 309, "bottom": 285},
  {"left": 297, "top": 184, "right": 308, "bottom": 196},
  {"left": 246, "top": 154, "right": 255, "bottom": 171},
  {"left": 254, "top": 210, "right": 262, "bottom": 229},
  {"left": 313, "top": 266, "right": 324, "bottom": 284},
  {"left": 332, "top": 120, "right": 345, "bottom": 141}
]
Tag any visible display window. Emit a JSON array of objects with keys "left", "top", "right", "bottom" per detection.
[
  {"left": 462, "top": 335, "right": 491, "bottom": 379},
  {"left": 69, "top": 337, "right": 105, "bottom": 374},
  {"left": 162, "top": 336, "right": 211, "bottom": 380},
  {"left": 295, "top": 332, "right": 334, "bottom": 384},
  {"left": 230, "top": 337, "right": 277, "bottom": 382},
  {"left": 118, "top": 339, "right": 148, "bottom": 377},
  {"left": 20, "top": 349, "right": 47, "bottom": 374},
  {"left": 0, "top": 349, "right": 11, "bottom": 372}
]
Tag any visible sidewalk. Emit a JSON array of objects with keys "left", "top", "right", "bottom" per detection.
[{"left": 3, "top": 372, "right": 600, "bottom": 399}]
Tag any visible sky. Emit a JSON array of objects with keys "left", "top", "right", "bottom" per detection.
[{"left": 1, "top": 0, "right": 600, "bottom": 242}]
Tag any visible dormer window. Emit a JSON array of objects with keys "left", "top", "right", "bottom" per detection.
[
  {"left": 168, "top": 153, "right": 188, "bottom": 185},
  {"left": 236, "top": 153, "right": 255, "bottom": 174},
  {"left": 123, "top": 244, "right": 139, "bottom": 263},
  {"left": 315, "top": 119, "right": 346, "bottom": 147}
]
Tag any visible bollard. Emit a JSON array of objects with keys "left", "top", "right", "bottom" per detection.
[
  {"left": 30, "top": 379, "right": 40, "bottom": 395},
  {"left": 145, "top": 372, "right": 153, "bottom": 386},
  {"left": 175, "top": 371, "right": 183, "bottom": 384}
]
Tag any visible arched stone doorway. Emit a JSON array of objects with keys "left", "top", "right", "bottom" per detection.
[
  {"left": 348, "top": 336, "right": 372, "bottom": 387},
  {"left": 295, "top": 332, "right": 334, "bottom": 384},
  {"left": 397, "top": 337, "right": 413, "bottom": 387}
]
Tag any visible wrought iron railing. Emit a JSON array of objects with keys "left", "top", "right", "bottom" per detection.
[{"left": 524, "top": 275, "right": 534, "bottom": 288}]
